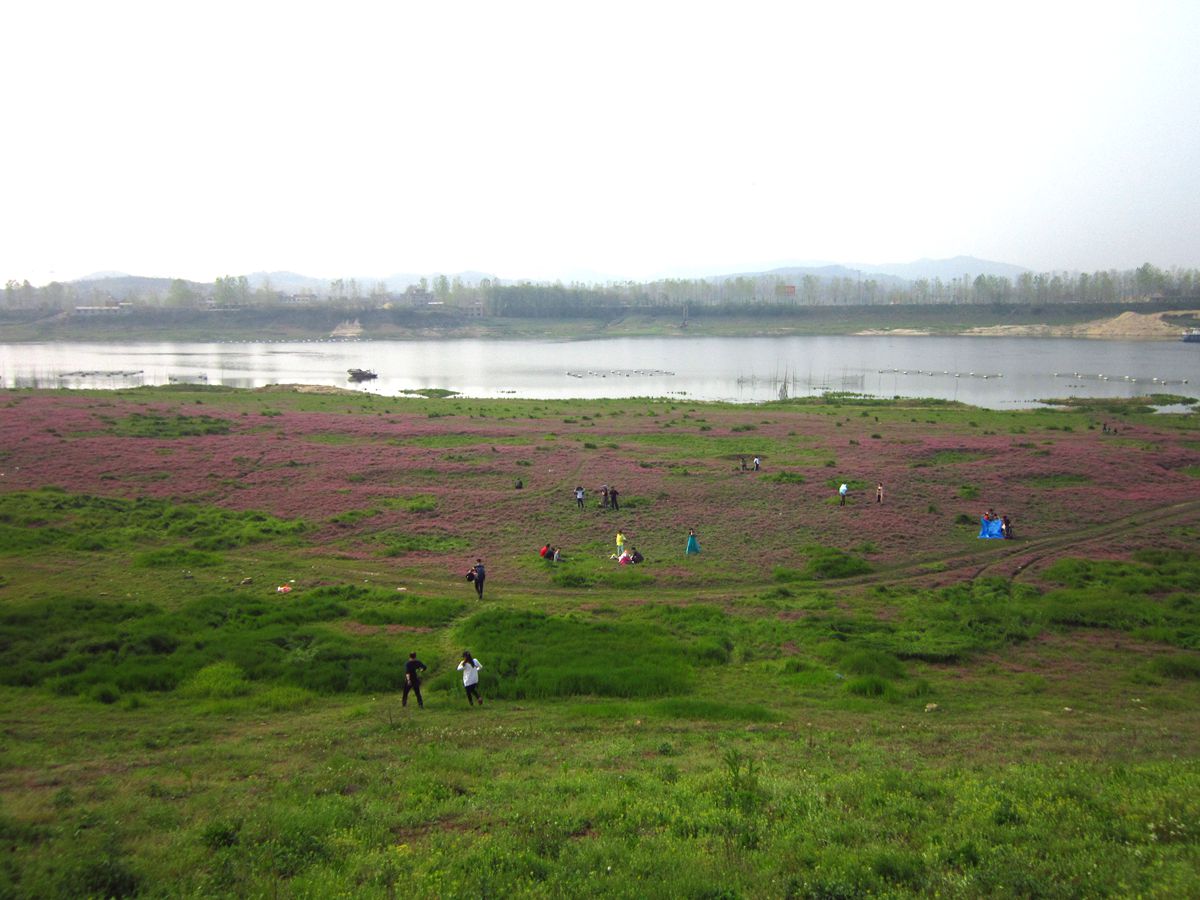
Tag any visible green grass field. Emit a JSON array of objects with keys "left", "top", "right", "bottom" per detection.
[{"left": 1, "top": 387, "right": 1198, "bottom": 897}]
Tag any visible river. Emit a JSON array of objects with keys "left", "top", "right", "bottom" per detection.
[{"left": 1, "top": 336, "right": 1196, "bottom": 408}]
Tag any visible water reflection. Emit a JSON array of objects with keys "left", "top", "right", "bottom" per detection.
[{"left": 0, "top": 336, "right": 1196, "bottom": 409}]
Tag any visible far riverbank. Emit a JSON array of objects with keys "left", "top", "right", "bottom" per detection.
[{"left": 1, "top": 302, "right": 1197, "bottom": 344}]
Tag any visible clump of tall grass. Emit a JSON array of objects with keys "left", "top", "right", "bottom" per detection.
[{"left": 451, "top": 609, "right": 694, "bottom": 699}]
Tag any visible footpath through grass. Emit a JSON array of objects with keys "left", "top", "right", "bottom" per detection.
[{"left": 1, "top": 387, "right": 1199, "bottom": 897}]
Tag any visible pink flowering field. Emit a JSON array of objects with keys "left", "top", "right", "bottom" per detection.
[{"left": 1, "top": 387, "right": 1197, "bottom": 592}]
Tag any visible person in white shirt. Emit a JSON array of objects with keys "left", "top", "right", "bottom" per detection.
[{"left": 458, "top": 651, "right": 483, "bottom": 706}]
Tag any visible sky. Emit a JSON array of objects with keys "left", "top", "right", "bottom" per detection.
[{"left": 2, "top": 1, "right": 1198, "bottom": 286}]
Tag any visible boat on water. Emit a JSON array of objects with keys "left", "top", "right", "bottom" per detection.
[
  {"left": 1183, "top": 329, "right": 1200, "bottom": 343},
  {"left": 347, "top": 368, "right": 378, "bottom": 381}
]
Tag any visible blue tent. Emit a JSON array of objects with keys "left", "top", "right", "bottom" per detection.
[{"left": 978, "top": 517, "right": 1004, "bottom": 539}]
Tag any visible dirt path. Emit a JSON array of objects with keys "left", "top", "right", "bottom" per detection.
[
  {"left": 830, "top": 497, "right": 1200, "bottom": 591},
  {"left": 968, "top": 497, "right": 1200, "bottom": 582}
]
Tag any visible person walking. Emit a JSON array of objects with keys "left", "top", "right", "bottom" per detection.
[
  {"left": 402, "top": 652, "right": 427, "bottom": 708},
  {"left": 839, "top": 483, "right": 848, "bottom": 506},
  {"left": 876, "top": 482, "right": 884, "bottom": 504},
  {"left": 609, "top": 486, "right": 620, "bottom": 511},
  {"left": 753, "top": 456, "right": 761, "bottom": 471},
  {"left": 615, "top": 529, "right": 626, "bottom": 558},
  {"left": 574, "top": 486, "right": 586, "bottom": 509},
  {"left": 458, "top": 651, "right": 483, "bottom": 706},
  {"left": 468, "top": 558, "right": 486, "bottom": 599},
  {"left": 686, "top": 528, "right": 701, "bottom": 555}
]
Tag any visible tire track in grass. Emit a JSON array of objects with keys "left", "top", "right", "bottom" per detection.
[{"left": 820, "top": 498, "right": 1200, "bottom": 591}]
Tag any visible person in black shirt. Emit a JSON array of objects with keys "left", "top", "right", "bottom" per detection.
[
  {"left": 470, "top": 559, "right": 486, "bottom": 599},
  {"left": 609, "top": 486, "right": 620, "bottom": 511},
  {"left": 403, "top": 652, "right": 427, "bottom": 708}
]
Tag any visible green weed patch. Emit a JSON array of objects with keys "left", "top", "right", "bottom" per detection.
[
  {"left": 451, "top": 609, "right": 695, "bottom": 699},
  {"left": 109, "top": 412, "right": 232, "bottom": 437},
  {"left": 0, "top": 490, "right": 307, "bottom": 555},
  {"left": 0, "top": 587, "right": 418, "bottom": 699}
]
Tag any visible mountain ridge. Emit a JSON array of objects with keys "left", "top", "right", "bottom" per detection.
[{"left": 57, "top": 256, "right": 1030, "bottom": 298}]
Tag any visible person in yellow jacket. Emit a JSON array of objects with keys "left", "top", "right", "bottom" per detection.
[{"left": 615, "top": 529, "right": 626, "bottom": 558}]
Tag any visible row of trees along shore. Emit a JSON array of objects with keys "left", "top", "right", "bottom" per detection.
[{"left": 4, "top": 263, "right": 1199, "bottom": 316}]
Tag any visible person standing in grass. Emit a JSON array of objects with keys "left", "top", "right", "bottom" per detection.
[
  {"left": 574, "top": 485, "right": 586, "bottom": 509},
  {"left": 458, "top": 651, "right": 483, "bottom": 706},
  {"left": 609, "top": 485, "right": 620, "bottom": 511},
  {"left": 403, "top": 652, "right": 427, "bottom": 709},
  {"left": 686, "top": 528, "right": 700, "bottom": 554},
  {"left": 616, "top": 529, "right": 626, "bottom": 558},
  {"left": 876, "top": 482, "right": 884, "bottom": 504},
  {"left": 839, "top": 483, "right": 848, "bottom": 506},
  {"left": 753, "top": 456, "right": 761, "bottom": 471},
  {"left": 468, "top": 558, "right": 486, "bottom": 599}
]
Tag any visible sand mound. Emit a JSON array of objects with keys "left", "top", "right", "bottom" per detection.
[{"left": 963, "top": 309, "right": 1199, "bottom": 339}]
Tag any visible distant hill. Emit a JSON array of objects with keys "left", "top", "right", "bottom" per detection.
[
  {"left": 712, "top": 264, "right": 908, "bottom": 288},
  {"left": 244, "top": 271, "right": 328, "bottom": 293},
  {"left": 858, "top": 256, "right": 1029, "bottom": 282},
  {"left": 718, "top": 256, "right": 1027, "bottom": 286},
  {"left": 69, "top": 275, "right": 204, "bottom": 300},
  {"left": 61, "top": 258, "right": 1028, "bottom": 297},
  {"left": 755, "top": 265, "right": 909, "bottom": 288}
]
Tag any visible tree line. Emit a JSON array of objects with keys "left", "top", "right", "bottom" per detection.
[{"left": 4, "top": 262, "right": 1198, "bottom": 315}]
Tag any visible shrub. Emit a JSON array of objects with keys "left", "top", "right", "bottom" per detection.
[
  {"left": 90, "top": 683, "right": 121, "bottom": 704},
  {"left": 847, "top": 675, "right": 894, "bottom": 698},
  {"left": 840, "top": 649, "right": 904, "bottom": 679},
  {"left": 804, "top": 547, "right": 871, "bottom": 579},
  {"left": 179, "top": 661, "right": 251, "bottom": 699}
]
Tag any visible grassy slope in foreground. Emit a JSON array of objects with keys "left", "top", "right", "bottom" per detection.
[{"left": 0, "top": 387, "right": 1198, "bottom": 897}]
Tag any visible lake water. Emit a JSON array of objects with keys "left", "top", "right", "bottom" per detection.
[{"left": 1, "top": 336, "right": 1196, "bottom": 409}]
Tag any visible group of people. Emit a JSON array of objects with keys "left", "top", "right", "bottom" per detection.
[
  {"left": 611, "top": 528, "right": 644, "bottom": 564},
  {"left": 739, "top": 456, "right": 761, "bottom": 471},
  {"left": 573, "top": 484, "right": 621, "bottom": 510},
  {"left": 538, "top": 542, "right": 562, "bottom": 562},
  {"left": 980, "top": 508, "right": 1015, "bottom": 539},
  {"left": 838, "top": 482, "right": 885, "bottom": 506},
  {"left": 402, "top": 650, "right": 484, "bottom": 709}
]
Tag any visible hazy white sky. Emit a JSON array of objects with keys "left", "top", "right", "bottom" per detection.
[{"left": 3, "top": 1, "right": 1198, "bottom": 285}]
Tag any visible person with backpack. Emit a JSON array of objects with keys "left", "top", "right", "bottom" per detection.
[{"left": 467, "top": 558, "right": 486, "bottom": 599}]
